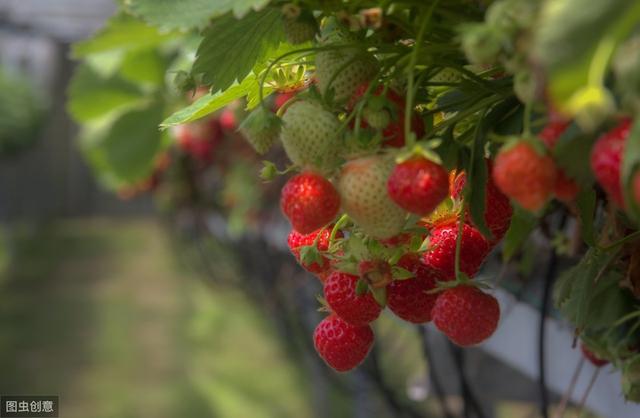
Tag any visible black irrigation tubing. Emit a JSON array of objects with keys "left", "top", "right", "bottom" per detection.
[
  {"left": 538, "top": 213, "right": 567, "bottom": 418},
  {"left": 448, "top": 343, "right": 488, "bottom": 418},
  {"left": 416, "top": 326, "right": 456, "bottom": 418}
]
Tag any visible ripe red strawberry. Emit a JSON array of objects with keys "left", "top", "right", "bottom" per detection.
[
  {"left": 591, "top": 118, "right": 632, "bottom": 207},
  {"left": 315, "top": 48, "right": 378, "bottom": 103},
  {"left": 581, "top": 344, "right": 609, "bottom": 367},
  {"left": 338, "top": 156, "right": 407, "bottom": 239},
  {"left": 313, "top": 314, "right": 374, "bottom": 372},
  {"left": 287, "top": 226, "right": 342, "bottom": 274},
  {"left": 451, "top": 164, "right": 513, "bottom": 242},
  {"left": 387, "top": 157, "right": 449, "bottom": 216},
  {"left": 219, "top": 108, "right": 237, "bottom": 131},
  {"left": 274, "top": 92, "right": 295, "bottom": 111},
  {"left": 349, "top": 83, "right": 425, "bottom": 148},
  {"left": 387, "top": 254, "right": 440, "bottom": 324},
  {"left": 539, "top": 119, "right": 570, "bottom": 149},
  {"left": 173, "top": 119, "right": 222, "bottom": 163},
  {"left": 324, "top": 271, "right": 382, "bottom": 325},
  {"left": 554, "top": 170, "right": 580, "bottom": 202},
  {"left": 280, "top": 100, "right": 342, "bottom": 171},
  {"left": 281, "top": 172, "right": 340, "bottom": 234},
  {"left": 432, "top": 286, "right": 500, "bottom": 346},
  {"left": 423, "top": 221, "right": 490, "bottom": 280},
  {"left": 493, "top": 141, "right": 557, "bottom": 211}
]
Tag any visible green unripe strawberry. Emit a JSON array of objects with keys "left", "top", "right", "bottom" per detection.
[
  {"left": 315, "top": 48, "right": 378, "bottom": 104},
  {"left": 362, "top": 107, "right": 390, "bottom": 130},
  {"left": 239, "top": 106, "right": 281, "bottom": 154},
  {"left": 280, "top": 100, "right": 342, "bottom": 171},
  {"left": 430, "top": 68, "right": 462, "bottom": 84},
  {"left": 282, "top": 7, "right": 317, "bottom": 45},
  {"left": 338, "top": 155, "right": 407, "bottom": 239},
  {"left": 622, "top": 355, "right": 640, "bottom": 402}
]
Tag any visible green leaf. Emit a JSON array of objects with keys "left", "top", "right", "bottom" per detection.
[
  {"left": 534, "top": 0, "right": 640, "bottom": 114},
  {"left": 72, "top": 13, "right": 178, "bottom": 58},
  {"left": 370, "top": 287, "right": 387, "bottom": 307},
  {"left": 161, "top": 75, "right": 259, "bottom": 127},
  {"left": 391, "top": 266, "right": 414, "bottom": 280},
  {"left": 576, "top": 187, "right": 597, "bottom": 247},
  {"left": 67, "top": 63, "right": 144, "bottom": 122},
  {"left": 501, "top": 207, "right": 538, "bottom": 262},
  {"left": 192, "top": 10, "right": 285, "bottom": 91},
  {"left": 355, "top": 279, "right": 369, "bottom": 296},
  {"left": 127, "top": 0, "right": 272, "bottom": 30},
  {"left": 553, "top": 248, "right": 621, "bottom": 329},
  {"left": 622, "top": 120, "right": 640, "bottom": 223},
  {"left": 553, "top": 124, "right": 596, "bottom": 186},
  {"left": 120, "top": 49, "right": 167, "bottom": 86},
  {"left": 80, "top": 104, "right": 166, "bottom": 184}
]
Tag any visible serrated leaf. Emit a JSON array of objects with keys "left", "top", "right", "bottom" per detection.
[
  {"left": 391, "top": 266, "right": 414, "bottom": 280},
  {"left": 192, "top": 10, "right": 284, "bottom": 92},
  {"left": 553, "top": 248, "right": 621, "bottom": 329},
  {"left": 161, "top": 75, "right": 259, "bottom": 127},
  {"left": 576, "top": 187, "right": 597, "bottom": 246},
  {"left": 622, "top": 120, "right": 640, "bottom": 223},
  {"left": 67, "top": 63, "right": 144, "bottom": 122},
  {"left": 72, "top": 13, "right": 178, "bottom": 58},
  {"left": 501, "top": 207, "right": 538, "bottom": 262},
  {"left": 80, "top": 104, "right": 166, "bottom": 184},
  {"left": 127, "top": 0, "right": 271, "bottom": 30},
  {"left": 300, "top": 244, "right": 322, "bottom": 266}
]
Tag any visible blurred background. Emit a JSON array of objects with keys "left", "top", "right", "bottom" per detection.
[{"left": 0, "top": 1, "right": 636, "bottom": 418}]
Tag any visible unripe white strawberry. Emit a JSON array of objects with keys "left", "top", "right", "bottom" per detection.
[
  {"left": 239, "top": 106, "right": 281, "bottom": 154},
  {"left": 280, "top": 100, "right": 342, "bottom": 171},
  {"left": 315, "top": 48, "right": 378, "bottom": 103},
  {"left": 338, "top": 155, "right": 407, "bottom": 239}
]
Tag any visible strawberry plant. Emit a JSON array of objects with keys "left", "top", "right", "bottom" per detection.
[{"left": 67, "top": 0, "right": 640, "bottom": 407}]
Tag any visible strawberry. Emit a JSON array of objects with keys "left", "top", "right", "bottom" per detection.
[
  {"left": 173, "top": 119, "right": 222, "bottom": 163},
  {"left": 280, "top": 172, "right": 340, "bottom": 234},
  {"left": 274, "top": 92, "right": 295, "bottom": 111},
  {"left": 493, "top": 141, "right": 557, "bottom": 212},
  {"left": 287, "top": 226, "right": 342, "bottom": 274},
  {"left": 539, "top": 119, "right": 570, "bottom": 149},
  {"left": 338, "top": 155, "right": 407, "bottom": 239},
  {"left": 349, "top": 83, "right": 425, "bottom": 148},
  {"left": 315, "top": 48, "right": 378, "bottom": 103},
  {"left": 553, "top": 170, "right": 580, "bottom": 202},
  {"left": 451, "top": 164, "right": 513, "bottom": 242},
  {"left": 387, "top": 157, "right": 449, "bottom": 216},
  {"left": 590, "top": 118, "right": 632, "bottom": 207},
  {"left": 581, "top": 343, "right": 609, "bottom": 367},
  {"left": 387, "top": 254, "right": 440, "bottom": 324},
  {"left": 283, "top": 14, "right": 317, "bottom": 44},
  {"left": 423, "top": 220, "right": 490, "bottom": 280},
  {"left": 430, "top": 68, "right": 461, "bottom": 84},
  {"left": 324, "top": 271, "right": 382, "bottom": 325},
  {"left": 313, "top": 314, "right": 374, "bottom": 372},
  {"left": 280, "top": 100, "right": 342, "bottom": 171},
  {"left": 219, "top": 108, "right": 237, "bottom": 131},
  {"left": 239, "top": 106, "right": 281, "bottom": 154},
  {"left": 432, "top": 286, "right": 500, "bottom": 347}
]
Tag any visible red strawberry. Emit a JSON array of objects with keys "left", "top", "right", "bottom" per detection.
[
  {"left": 554, "top": 170, "right": 580, "bottom": 202},
  {"left": 423, "top": 221, "right": 490, "bottom": 280},
  {"left": 591, "top": 118, "right": 632, "bottom": 207},
  {"left": 281, "top": 172, "right": 340, "bottom": 234},
  {"left": 219, "top": 108, "right": 237, "bottom": 131},
  {"left": 451, "top": 164, "right": 513, "bottom": 242},
  {"left": 287, "top": 226, "right": 342, "bottom": 274},
  {"left": 387, "top": 254, "right": 440, "bottom": 324},
  {"left": 349, "top": 83, "right": 425, "bottom": 148},
  {"left": 173, "top": 118, "right": 222, "bottom": 163},
  {"left": 387, "top": 157, "right": 449, "bottom": 216},
  {"left": 432, "top": 286, "right": 500, "bottom": 346},
  {"left": 581, "top": 344, "right": 609, "bottom": 367},
  {"left": 539, "top": 119, "right": 570, "bottom": 149},
  {"left": 324, "top": 271, "right": 382, "bottom": 325},
  {"left": 313, "top": 314, "right": 374, "bottom": 372},
  {"left": 493, "top": 141, "right": 557, "bottom": 211},
  {"left": 274, "top": 92, "right": 295, "bottom": 111},
  {"left": 338, "top": 155, "right": 407, "bottom": 239}
]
